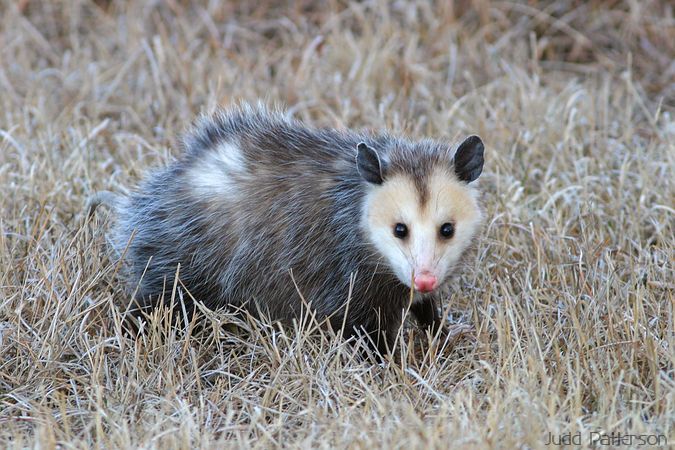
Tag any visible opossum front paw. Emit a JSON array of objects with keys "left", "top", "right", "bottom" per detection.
[
  {"left": 438, "top": 322, "right": 475, "bottom": 345},
  {"left": 410, "top": 298, "right": 443, "bottom": 334}
]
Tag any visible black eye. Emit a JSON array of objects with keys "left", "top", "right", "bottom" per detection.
[
  {"left": 440, "top": 222, "right": 455, "bottom": 239},
  {"left": 393, "top": 223, "right": 408, "bottom": 239}
]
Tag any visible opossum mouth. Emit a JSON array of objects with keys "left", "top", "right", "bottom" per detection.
[
  {"left": 407, "top": 285, "right": 440, "bottom": 297},
  {"left": 410, "top": 290, "right": 437, "bottom": 304}
]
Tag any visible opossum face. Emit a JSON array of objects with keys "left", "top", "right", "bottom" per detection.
[{"left": 357, "top": 137, "right": 484, "bottom": 294}]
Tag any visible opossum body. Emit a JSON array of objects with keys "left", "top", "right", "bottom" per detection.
[{"left": 111, "top": 104, "right": 485, "bottom": 354}]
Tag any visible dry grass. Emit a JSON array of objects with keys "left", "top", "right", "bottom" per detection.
[{"left": 1, "top": 0, "right": 674, "bottom": 448}]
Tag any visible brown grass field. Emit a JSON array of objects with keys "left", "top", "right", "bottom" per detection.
[{"left": 0, "top": 0, "right": 673, "bottom": 448}]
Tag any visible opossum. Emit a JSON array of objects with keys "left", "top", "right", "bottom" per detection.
[{"left": 97, "top": 104, "right": 485, "bottom": 354}]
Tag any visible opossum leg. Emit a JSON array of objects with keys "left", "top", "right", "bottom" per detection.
[
  {"left": 345, "top": 319, "right": 399, "bottom": 361},
  {"left": 376, "top": 328, "right": 397, "bottom": 357},
  {"left": 372, "top": 314, "right": 402, "bottom": 359},
  {"left": 410, "top": 297, "right": 445, "bottom": 336}
]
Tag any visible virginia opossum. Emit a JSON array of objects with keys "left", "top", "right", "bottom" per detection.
[{"left": 97, "top": 104, "right": 485, "bottom": 354}]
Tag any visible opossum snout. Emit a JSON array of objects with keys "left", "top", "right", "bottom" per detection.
[{"left": 414, "top": 272, "right": 438, "bottom": 293}]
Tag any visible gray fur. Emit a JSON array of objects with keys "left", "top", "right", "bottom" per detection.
[
  {"left": 87, "top": 190, "right": 122, "bottom": 217},
  {"left": 108, "top": 104, "right": 480, "bottom": 353}
]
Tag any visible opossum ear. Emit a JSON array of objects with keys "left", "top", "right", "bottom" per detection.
[
  {"left": 356, "top": 142, "right": 384, "bottom": 184},
  {"left": 453, "top": 135, "right": 484, "bottom": 183}
]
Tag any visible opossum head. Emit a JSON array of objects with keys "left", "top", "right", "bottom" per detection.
[{"left": 357, "top": 136, "right": 484, "bottom": 294}]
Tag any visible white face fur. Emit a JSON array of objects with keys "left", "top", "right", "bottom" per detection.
[
  {"left": 361, "top": 167, "right": 483, "bottom": 293},
  {"left": 356, "top": 136, "right": 485, "bottom": 295}
]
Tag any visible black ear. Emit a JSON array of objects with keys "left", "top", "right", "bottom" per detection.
[
  {"left": 356, "top": 142, "right": 384, "bottom": 184},
  {"left": 453, "top": 135, "right": 484, "bottom": 183}
]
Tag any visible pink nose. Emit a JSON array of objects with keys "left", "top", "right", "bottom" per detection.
[{"left": 414, "top": 273, "right": 438, "bottom": 293}]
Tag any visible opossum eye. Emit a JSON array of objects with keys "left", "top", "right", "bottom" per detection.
[
  {"left": 393, "top": 223, "right": 408, "bottom": 239},
  {"left": 439, "top": 222, "right": 455, "bottom": 239}
]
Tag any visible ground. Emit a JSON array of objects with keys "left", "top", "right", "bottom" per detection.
[{"left": 0, "top": 1, "right": 673, "bottom": 448}]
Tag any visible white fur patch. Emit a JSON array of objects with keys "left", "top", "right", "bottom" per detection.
[{"left": 189, "top": 140, "right": 247, "bottom": 198}]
